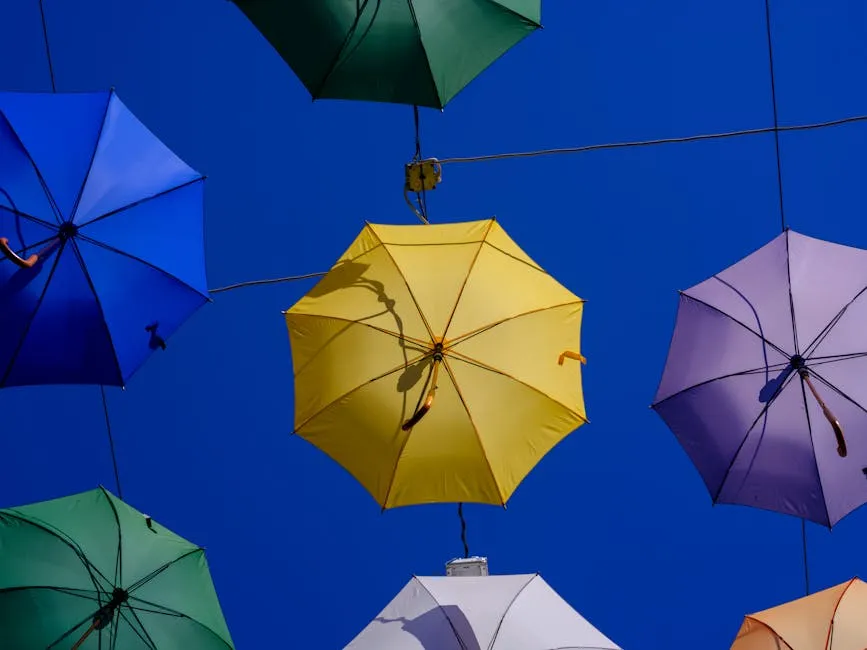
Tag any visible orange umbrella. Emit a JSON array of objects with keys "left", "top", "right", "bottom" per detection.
[{"left": 731, "top": 578, "right": 867, "bottom": 649}]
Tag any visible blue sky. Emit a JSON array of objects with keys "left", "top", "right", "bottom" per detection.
[{"left": 3, "top": 1, "right": 867, "bottom": 648}]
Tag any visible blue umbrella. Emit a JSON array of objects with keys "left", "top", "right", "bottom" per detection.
[{"left": 0, "top": 90, "right": 208, "bottom": 388}]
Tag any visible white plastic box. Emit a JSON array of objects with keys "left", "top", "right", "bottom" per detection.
[{"left": 445, "top": 556, "right": 489, "bottom": 577}]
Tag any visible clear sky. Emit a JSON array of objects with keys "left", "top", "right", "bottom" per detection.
[{"left": 2, "top": 1, "right": 867, "bottom": 648}]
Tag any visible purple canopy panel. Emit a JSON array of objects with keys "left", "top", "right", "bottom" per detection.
[{"left": 652, "top": 230, "right": 867, "bottom": 527}]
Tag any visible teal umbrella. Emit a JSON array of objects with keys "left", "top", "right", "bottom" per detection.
[
  {"left": 229, "top": 0, "right": 542, "bottom": 108},
  {"left": 0, "top": 487, "right": 234, "bottom": 649}
]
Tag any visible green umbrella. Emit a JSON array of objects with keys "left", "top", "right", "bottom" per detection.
[
  {"left": 0, "top": 487, "right": 234, "bottom": 649},
  {"left": 230, "top": 0, "right": 542, "bottom": 108}
]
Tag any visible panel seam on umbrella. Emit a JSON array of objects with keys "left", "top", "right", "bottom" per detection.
[
  {"left": 484, "top": 242, "right": 547, "bottom": 274},
  {"left": 69, "top": 239, "right": 125, "bottom": 386},
  {"left": 480, "top": 0, "right": 542, "bottom": 27},
  {"left": 75, "top": 176, "right": 205, "bottom": 230},
  {"left": 367, "top": 225, "right": 436, "bottom": 341},
  {"left": 292, "top": 350, "right": 429, "bottom": 434},
  {"left": 784, "top": 230, "right": 801, "bottom": 355},
  {"left": 824, "top": 579, "right": 857, "bottom": 649},
  {"left": 126, "top": 548, "right": 203, "bottom": 593},
  {"left": 486, "top": 573, "right": 537, "bottom": 650},
  {"left": 0, "top": 240, "right": 65, "bottom": 387},
  {"left": 308, "top": 0, "right": 371, "bottom": 100},
  {"left": 414, "top": 578, "right": 473, "bottom": 650},
  {"left": 446, "top": 349, "right": 587, "bottom": 422},
  {"left": 128, "top": 590, "right": 235, "bottom": 648},
  {"left": 116, "top": 606, "right": 157, "bottom": 649},
  {"left": 0, "top": 110, "right": 63, "bottom": 224},
  {"left": 407, "top": 0, "right": 445, "bottom": 107},
  {"left": 68, "top": 91, "right": 113, "bottom": 224},
  {"left": 285, "top": 314, "right": 432, "bottom": 367},
  {"left": 441, "top": 220, "right": 494, "bottom": 340},
  {"left": 679, "top": 292, "right": 790, "bottom": 358},
  {"left": 802, "top": 282, "right": 867, "bottom": 358},
  {"left": 441, "top": 359, "right": 506, "bottom": 505},
  {"left": 797, "top": 378, "right": 831, "bottom": 527},
  {"left": 709, "top": 371, "right": 799, "bottom": 504},
  {"left": 446, "top": 300, "right": 584, "bottom": 349},
  {"left": 0, "top": 203, "right": 58, "bottom": 230},
  {"left": 76, "top": 232, "right": 211, "bottom": 301},
  {"left": 651, "top": 363, "right": 790, "bottom": 409},
  {"left": 100, "top": 487, "right": 124, "bottom": 587},
  {"left": 743, "top": 616, "right": 797, "bottom": 650},
  {"left": 807, "top": 369, "right": 867, "bottom": 420}
]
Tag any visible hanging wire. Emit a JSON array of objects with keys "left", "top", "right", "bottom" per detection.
[
  {"left": 209, "top": 271, "right": 327, "bottom": 294},
  {"left": 38, "top": 0, "right": 57, "bottom": 93},
  {"left": 801, "top": 519, "right": 810, "bottom": 595},
  {"left": 100, "top": 386, "right": 122, "bottom": 499},
  {"left": 404, "top": 105, "right": 431, "bottom": 225},
  {"left": 764, "top": 0, "right": 787, "bottom": 233},
  {"left": 457, "top": 503, "right": 469, "bottom": 558}
]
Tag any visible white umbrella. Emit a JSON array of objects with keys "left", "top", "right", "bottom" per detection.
[{"left": 344, "top": 573, "right": 622, "bottom": 650}]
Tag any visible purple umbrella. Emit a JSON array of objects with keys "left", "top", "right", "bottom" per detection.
[{"left": 652, "top": 229, "right": 867, "bottom": 528}]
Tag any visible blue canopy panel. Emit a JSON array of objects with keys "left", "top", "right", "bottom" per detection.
[{"left": 0, "top": 90, "right": 208, "bottom": 388}]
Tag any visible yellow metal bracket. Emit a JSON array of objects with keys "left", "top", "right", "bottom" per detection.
[{"left": 404, "top": 158, "right": 442, "bottom": 193}]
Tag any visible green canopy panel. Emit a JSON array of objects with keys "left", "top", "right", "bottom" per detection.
[
  {"left": 0, "top": 487, "right": 234, "bottom": 649},
  {"left": 231, "top": 0, "right": 542, "bottom": 108}
]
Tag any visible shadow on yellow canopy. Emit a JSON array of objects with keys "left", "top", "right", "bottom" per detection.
[
  {"left": 731, "top": 578, "right": 867, "bottom": 650},
  {"left": 284, "top": 218, "right": 587, "bottom": 509}
]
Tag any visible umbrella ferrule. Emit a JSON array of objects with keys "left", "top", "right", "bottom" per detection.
[{"left": 790, "top": 354, "right": 806, "bottom": 370}]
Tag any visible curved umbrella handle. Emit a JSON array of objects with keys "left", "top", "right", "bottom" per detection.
[
  {"left": 402, "top": 358, "right": 441, "bottom": 431},
  {"left": 800, "top": 370, "right": 847, "bottom": 458},
  {"left": 558, "top": 350, "right": 587, "bottom": 366},
  {"left": 0, "top": 237, "right": 39, "bottom": 269}
]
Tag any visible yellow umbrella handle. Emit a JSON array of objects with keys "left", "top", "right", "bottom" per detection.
[
  {"left": 800, "top": 370, "right": 846, "bottom": 458},
  {"left": 402, "top": 359, "right": 441, "bottom": 431},
  {"left": 0, "top": 237, "right": 39, "bottom": 268},
  {"left": 558, "top": 350, "right": 586, "bottom": 366}
]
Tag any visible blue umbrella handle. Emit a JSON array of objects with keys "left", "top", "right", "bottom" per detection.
[
  {"left": 800, "top": 370, "right": 846, "bottom": 458},
  {"left": 0, "top": 237, "right": 39, "bottom": 268}
]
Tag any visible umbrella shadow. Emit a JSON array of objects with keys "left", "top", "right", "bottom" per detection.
[{"left": 375, "top": 605, "right": 481, "bottom": 650}]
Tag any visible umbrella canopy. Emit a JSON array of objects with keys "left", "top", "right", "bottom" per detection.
[
  {"left": 345, "top": 572, "right": 621, "bottom": 650},
  {"left": 652, "top": 230, "right": 867, "bottom": 527},
  {"left": 0, "top": 486, "right": 234, "bottom": 649},
  {"left": 0, "top": 90, "right": 208, "bottom": 388},
  {"left": 229, "top": 0, "right": 542, "bottom": 109},
  {"left": 730, "top": 577, "right": 867, "bottom": 650},
  {"left": 285, "top": 218, "right": 586, "bottom": 508}
]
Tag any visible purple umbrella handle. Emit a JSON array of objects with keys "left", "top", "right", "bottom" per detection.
[
  {"left": 800, "top": 370, "right": 847, "bottom": 458},
  {"left": 0, "top": 237, "right": 39, "bottom": 268}
]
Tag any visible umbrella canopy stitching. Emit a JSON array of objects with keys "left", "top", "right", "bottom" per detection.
[
  {"left": 482, "top": 0, "right": 542, "bottom": 27},
  {"left": 405, "top": 0, "right": 443, "bottom": 107}
]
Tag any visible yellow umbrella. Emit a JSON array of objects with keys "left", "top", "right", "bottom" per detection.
[
  {"left": 284, "top": 218, "right": 587, "bottom": 509},
  {"left": 731, "top": 578, "right": 867, "bottom": 650}
]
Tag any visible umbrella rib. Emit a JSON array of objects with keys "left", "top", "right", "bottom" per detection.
[
  {"left": 486, "top": 574, "right": 537, "bottom": 650},
  {"left": 651, "top": 363, "right": 790, "bottom": 409},
  {"left": 294, "top": 352, "right": 429, "bottom": 433},
  {"left": 808, "top": 369, "right": 867, "bottom": 419},
  {"left": 803, "top": 283, "right": 867, "bottom": 358},
  {"left": 0, "top": 203, "right": 58, "bottom": 230},
  {"left": 414, "top": 579, "right": 473, "bottom": 650},
  {"left": 446, "top": 300, "right": 585, "bottom": 348},
  {"left": 99, "top": 487, "right": 124, "bottom": 588},
  {"left": 367, "top": 226, "right": 436, "bottom": 341},
  {"left": 710, "top": 371, "right": 797, "bottom": 504},
  {"left": 309, "top": 0, "right": 371, "bottom": 99},
  {"left": 67, "top": 92, "right": 113, "bottom": 223},
  {"left": 127, "top": 595, "right": 235, "bottom": 649},
  {"left": 441, "top": 359, "right": 505, "bottom": 505},
  {"left": 407, "top": 0, "right": 444, "bottom": 107},
  {"left": 681, "top": 293, "right": 790, "bottom": 358},
  {"left": 479, "top": 0, "right": 543, "bottom": 27},
  {"left": 0, "top": 111, "right": 63, "bottom": 223},
  {"left": 784, "top": 230, "right": 802, "bottom": 354},
  {"left": 126, "top": 548, "right": 203, "bottom": 593},
  {"left": 447, "top": 349, "right": 588, "bottom": 421},
  {"left": 798, "top": 378, "right": 831, "bottom": 527},
  {"left": 76, "top": 233, "right": 210, "bottom": 301},
  {"left": 0, "top": 240, "right": 65, "bottom": 386},
  {"left": 118, "top": 604, "right": 159, "bottom": 650},
  {"left": 69, "top": 239, "right": 125, "bottom": 386},
  {"left": 441, "top": 221, "right": 493, "bottom": 340},
  {"left": 75, "top": 176, "right": 204, "bottom": 230},
  {"left": 286, "top": 313, "right": 430, "bottom": 358}
]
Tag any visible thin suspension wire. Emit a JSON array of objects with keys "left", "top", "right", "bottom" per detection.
[
  {"left": 100, "top": 386, "right": 122, "bottom": 500},
  {"left": 764, "top": 0, "right": 787, "bottom": 233},
  {"left": 410, "top": 105, "right": 430, "bottom": 224},
  {"left": 38, "top": 0, "right": 57, "bottom": 93},
  {"left": 457, "top": 503, "right": 469, "bottom": 558},
  {"left": 430, "top": 113, "right": 867, "bottom": 166},
  {"left": 209, "top": 271, "right": 327, "bottom": 294}
]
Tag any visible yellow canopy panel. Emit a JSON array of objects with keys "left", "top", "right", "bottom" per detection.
[{"left": 285, "top": 218, "right": 587, "bottom": 509}]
